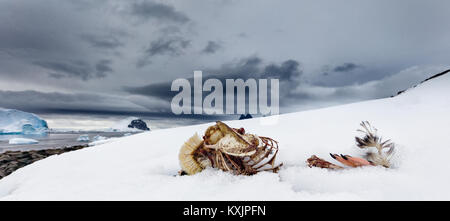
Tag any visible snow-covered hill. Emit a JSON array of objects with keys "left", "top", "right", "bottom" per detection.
[{"left": 0, "top": 72, "right": 449, "bottom": 200}]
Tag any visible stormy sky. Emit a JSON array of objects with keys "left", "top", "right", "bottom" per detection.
[{"left": 1, "top": 0, "right": 450, "bottom": 127}]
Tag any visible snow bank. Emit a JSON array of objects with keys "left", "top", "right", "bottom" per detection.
[
  {"left": 0, "top": 109, "right": 48, "bottom": 135},
  {"left": 8, "top": 138, "right": 39, "bottom": 145},
  {"left": 0, "top": 73, "right": 450, "bottom": 200},
  {"left": 88, "top": 137, "right": 118, "bottom": 146}
]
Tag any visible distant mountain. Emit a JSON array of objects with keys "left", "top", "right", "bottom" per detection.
[
  {"left": 239, "top": 114, "right": 253, "bottom": 120},
  {"left": 109, "top": 117, "right": 150, "bottom": 132},
  {"left": 128, "top": 119, "right": 150, "bottom": 131}
]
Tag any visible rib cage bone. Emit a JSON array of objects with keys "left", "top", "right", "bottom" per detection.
[{"left": 179, "top": 121, "right": 282, "bottom": 175}]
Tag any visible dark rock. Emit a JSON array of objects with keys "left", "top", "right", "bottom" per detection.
[
  {"left": 128, "top": 119, "right": 150, "bottom": 131},
  {"left": 0, "top": 144, "right": 89, "bottom": 180},
  {"left": 239, "top": 114, "right": 253, "bottom": 120}
]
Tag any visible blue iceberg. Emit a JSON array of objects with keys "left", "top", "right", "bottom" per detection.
[
  {"left": 0, "top": 108, "right": 49, "bottom": 135},
  {"left": 77, "top": 134, "right": 90, "bottom": 142},
  {"left": 92, "top": 135, "right": 107, "bottom": 142}
]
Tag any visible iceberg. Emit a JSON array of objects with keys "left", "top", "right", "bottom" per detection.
[
  {"left": 0, "top": 108, "right": 49, "bottom": 135},
  {"left": 92, "top": 135, "right": 107, "bottom": 142},
  {"left": 9, "top": 138, "right": 39, "bottom": 145},
  {"left": 77, "top": 134, "right": 90, "bottom": 142}
]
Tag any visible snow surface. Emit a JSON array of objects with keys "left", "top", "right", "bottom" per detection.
[
  {"left": 0, "top": 73, "right": 450, "bottom": 200},
  {"left": 0, "top": 109, "right": 48, "bottom": 135},
  {"left": 88, "top": 137, "right": 119, "bottom": 147},
  {"left": 8, "top": 138, "right": 39, "bottom": 145}
]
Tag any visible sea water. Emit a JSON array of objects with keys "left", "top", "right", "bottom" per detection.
[{"left": 0, "top": 132, "right": 136, "bottom": 153}]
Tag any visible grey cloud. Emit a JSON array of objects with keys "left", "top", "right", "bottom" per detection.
[
  {"left": 202, "top": 41, "right": 222, "bottom": 54},
  {"left": 126, "top": 56, "right": 266, "bottom": 101},
  {"left": 146, "top": 37, "right": 190, "bottom": 57},
  {"left": 0, "top": 89, "right": 155, "bottom": 114},
  {"left": 67, "top": 0, "right": 107, "bottom": 10},
  {"left": 130, "top": 1, "right": 190, "bottom": 24},
  {"left": 238, "top": 33, "right": 247, "bottom": 38},
  {"left": 80, "top": 34, "right": 124, "bottom": 49},
  {"left": 311, "top": 63, "right": 383, "bottom": 87},
  {"left": 261, "top": 60, "right": 303, "bottom": 101},
  {"left": 125, "top": 56, "right": 303, "bottom": 111},
  {"left": 285, "top": 66, "right": 450, "bottom": 112},
  {"left": 95, "top": 59, "right": 113, "bottom": 77},
  {"left": 0, "top": 90, "right": 113, "bottom": 112},
  {"left": 263, "top": 60, "right": 302, "bottom": 81},
  {"left": 0, "top": 89, "right": 230, "bottom": 122},
  {"left": 0, "top": 1, "right": 120, "bottom": 84},
  {"left": 333, "top": 63, "right": 361, "bottom": 72},
  {"left": 124, "top": 81, "right": 174, "bottom": 101},
  {"left": 159, "top": 26, "right": 182, "bottom": 35},
  {"left": 1, "top": 0, "right": 450, "bottom": 118},
  {"left": 48, "top": 73, "right": 66, "bottom": 79},
  {"left": 208, "top": 56, "right": 262, "bottom": 77},
  {"left": 137, "top": 36, "right": 190, "bottom": 67},
  {"left": 34, "top": 60, "right": 105, "bottom": 81}
]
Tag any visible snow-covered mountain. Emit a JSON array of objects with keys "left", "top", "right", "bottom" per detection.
[
  {"left": 0, "top": 71, "right": 449, "bottom": 200},
  {"left": 394, "top": 69, "right": 450, "bottom": 96}
]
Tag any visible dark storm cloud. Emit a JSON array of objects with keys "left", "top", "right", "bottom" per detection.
[
  {"left": 0, "top": 0, "right": 122, "bottom": 84},
  {"left": 262, "top": 60, "right": 301, "bottom": 81},
  {"left": 124, "top": 55, "right": 448, "bottom": 114},
  {"left": 124, "top": 56, "right": 303, "bottom": 104},
  {"left": 137, "top": 36, "right": 191, "bottom": 67},
  {"left": 130, "top": 1, "right": 190, "bottom": 24},
  {"left": 0, "top": 90, "right": 110, "bottom": 112},
  {"left": 124, "top": 81, "right": 172, "bottom": 100},
  {"left": 313, "top": 65, "right": 385, "bottom": 87},
  {"left": 159, "top": 26, "right": 182, "bottom": 35},
  {"left": 0, "top": 89, "right": 231, "bottom": 121},
  {"left": 0, "top": 6, "right": 77, "bottom": 67},
  {"left": 0, "top": 89, "right": 168, "bottom": 114},
  {"left": 125, "top": 56, "right": 265, "bottom": 100},
  {"left": 80, "top": 34, "right": 124, "bottom": 49},
  {"left": 202, "top": 41, "right": 222, "bottom": 54},
  {"left": 208, "top": 56, "right": 263, "bottom": 77},
  {"left": 1, "top": 0, "right": 450, "bottom": 118},
  {"left": 34, "top": 60, "right": 107, "bottom": 81},
  {"left": 333, "top": 63, "right": 361, "bottom": 72},
  {"left": 95, "top": 59, "right": 113, "bottom": 77},
  {"left": 145, "top": 37, "right": 190, "bottom": 57}
]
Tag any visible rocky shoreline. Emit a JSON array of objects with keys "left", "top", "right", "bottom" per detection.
[{"left": 0, "top": 145, "right": 88, "bottom": 179}]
